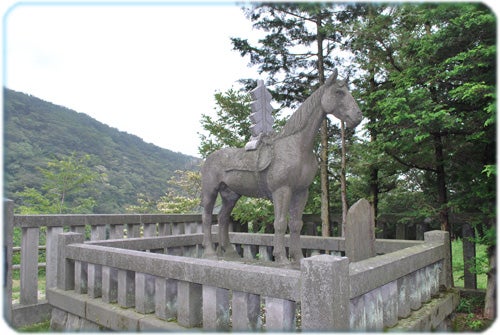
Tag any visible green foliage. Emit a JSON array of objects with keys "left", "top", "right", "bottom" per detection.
[
  {"left": 17, "top": 320, "right": 51, "bottom": 332},
  {"left": 4, "top": 88, "right": 199, "bottom": 213},
  {"left": 231, "top": 3, "right": 344, "bottom": 107},
  {"left": 452, "top": 239, "right": 488, "bottom": 289},
  {"left": 15, "top": 154, "right": 99, "bottom": 214},
  {"left": 127, "top": 170, "right": 201, "bottom": 214},
  {"left": 232, "top": 197, "right": 275, "bottom": 233},
  {"left": 156, "top": 170, "right": 202, "bottom": 214},
  {"left": 343, "top": 3, "right": 495, "bottom": 237},
  {"left": 198, "top": 89, "right": 254, "bottom": 158}
]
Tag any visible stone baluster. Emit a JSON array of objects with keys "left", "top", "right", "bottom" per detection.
[
  {"left": 397, "top": 274, "right": 412, "bottom": 318},
  {"left": 74, "top": 261, "right": 88, "bottom": 294},
  {"left": 409, "top": 270, "right": 422, "bottom": 311},
  {"left": 20, "top": 227, "right": 40, "bottom": 305},
  {"left": 258, "top": 245, "right": 272, "bottom": 261},
  {"left": 155, "top": 277, "right": 178, "bottom": 320},
  {"left": 127, "top": 224, "right": 140, "bottom": 238},
  {"left": 231, "top": 291, "right": 261, "bottom": 330},
  {"left": 135, "top": 272, "right": 155, "bottom": 314},
  {"left": 88, "top": 263, "right": 102, "bottom": 298},
  {"left": 381, "top": 281, "right": 398, "bottom": 328},
  {"left": 158, "top": 222, "right": 171, "bottom": 237},
  {"left": 56, "top": 232, "right": 85, "bottom": 290},
  {"left": 202, "top": 286, "right": 230, "bottom": 330},
  {"left": 364, "top": 288, "right": 384, "bottom": 330},
  {"left": 177, "top": 281, "right": 202, "bottom": 328},
  {"left": 265, "top": 297, "right": 296, "bottom": 331},
  {"left": 91, "top": 225, "right": 106, "bottom": 241},
  {"left": 46, "top": 226, "right": 64, "bottom": 288},
  {"left": 109, "top": 224, "right": 124, "bottom": 239},
  {"left": 70, "top": 226, "right": 85, "bottom": 235},
  {"left": 102, "top": 266, "right": 118, "bottom": 303},
  {"left": 117, "top": 269, "right": 135, "bottom": 308}
]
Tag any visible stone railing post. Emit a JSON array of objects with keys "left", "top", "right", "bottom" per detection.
[
  {"left": 56, "top": 232, "right": 85, "bottom": 290},
  {"left": 3, "top": 199, "right": 14, "bottom": 323},
  {"left": 301, "top": 254, "right": 350, "bottom": 330},
  {"left": 424, "top": 230, "right": 452, "bottom": 289}
]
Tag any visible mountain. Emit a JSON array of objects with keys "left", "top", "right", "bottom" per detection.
[{"left": 3, "top": 88, "right": 201, "bottom": 213}]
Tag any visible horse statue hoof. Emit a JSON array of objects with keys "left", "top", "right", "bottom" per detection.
[
  {"left": 274, "top": 255, "right": 291, "bottom": 265},
  {"left": 203, "top": 249, "right": 218, "bottom": 260}
]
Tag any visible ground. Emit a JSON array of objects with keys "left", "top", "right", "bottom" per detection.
[{"left": 451, "top": 293, "right": 494, "bottom": 331}]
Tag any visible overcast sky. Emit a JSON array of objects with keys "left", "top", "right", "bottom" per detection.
[{"left": 2, "top": 0, "right": 262, "bottom": 157}]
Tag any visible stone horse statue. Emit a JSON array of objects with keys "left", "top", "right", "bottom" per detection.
[{"left": 201, "top": 68, "right": 362, "bottom": 264}]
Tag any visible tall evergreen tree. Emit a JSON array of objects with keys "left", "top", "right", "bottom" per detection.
[
  {"left": 344, "top": 2, "right": 495, "bottom": 315},
  {"left": 232, "top": 3, "right": 353, "bottom": 235}
]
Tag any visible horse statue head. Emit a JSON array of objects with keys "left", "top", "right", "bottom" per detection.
[{"left": 321, "top": 68, "right": 362, "bottom": 129}]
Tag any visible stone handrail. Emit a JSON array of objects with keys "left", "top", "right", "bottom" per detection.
[{"left": 47, "top": 229, "right": 452, "bottom": 331}]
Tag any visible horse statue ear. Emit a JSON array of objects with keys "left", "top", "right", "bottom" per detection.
[{"left": 325, "top": 68, "right": 338, "bottom": 86}]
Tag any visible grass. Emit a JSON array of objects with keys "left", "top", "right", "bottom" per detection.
[
  {"left": 451, "top": 239, "right": 488, "bottom": 289},
  {"left": 17, "top": 320, "right": 51, "bottom": 332}
]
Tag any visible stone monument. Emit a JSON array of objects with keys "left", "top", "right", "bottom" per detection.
[{"left": 201, "top": 69, "right": 362, "bottom": 264}]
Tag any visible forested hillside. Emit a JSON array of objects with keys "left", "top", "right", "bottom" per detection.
[{"left": 4, "top": 88, "right": 200, "bottom": 213}]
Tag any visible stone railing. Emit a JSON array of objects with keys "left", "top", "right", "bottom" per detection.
[
  {"left": 4, "top": 198, "right": 458, "bottom": 331},
  {"left": 47, "top": 229, "right": 454, "bottom": 331},
  {"left": 3, "top": 199, "right": 211, "bottom": 328}
]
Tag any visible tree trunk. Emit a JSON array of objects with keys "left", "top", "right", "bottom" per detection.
[
  {"left": 340, "top": 121, "right": 348, "bottom": 236},
  {"left": 369, "top": 166, "right": 379, "bottom": 229},
  {"left": 316, "top": 17, "right": 330, "bottom": 237},
  {"left": 433, "top": 132, "right": 450, "bottom": 233},
  {"left": 320, "top": 120, "right": 330, "bottom": 237},
  {"left": 433, "top": 132, "right": 453, "bottom": 286}
]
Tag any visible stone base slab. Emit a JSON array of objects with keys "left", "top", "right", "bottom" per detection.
[
  {"left": 389, "top": 289, "right": 460, "bottom": 331},
  {"left": 48, "top": 288, "right": 190, "bottom": 331}
]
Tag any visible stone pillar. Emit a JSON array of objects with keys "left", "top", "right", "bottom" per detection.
[
  {"left": 364, "top": 288, "right": 383, "bottom": 330},
  {"left": 118, "top": 269, "right": 135, "bottom": 308},
  {"left": 232, "top": 291, "right": 261, "bottom": 330},
  {"left": 177, "top": 281, "right": 202, "bottom": 328},
  {"left": 265, "top": 297, "right": 295, "bottom": 331},
  {"left": 396, "top": 222, "right": 406, "bottom": 240},
  {"left": 462, "top": 223, "right": 477, "bottom": 289},
  {"left": 109, "top": 224, "right": 124, "bottom": 239},
  {"left": 397, "top": 274, "right": 411, "bottom": 318},
  {"left": 91, "top": 225, "right": 106, "bottom": 241},
  {"left": 56, "top": 232, "right": 85, "bottom": 290},
  {"left": 345, "top": 199, "right": 375, "bottom": 262},
  {"left": 74, "top": 261, "right": 88, "bottom": 294},
  {"left": 301, "top": 254, "right": 350, "bottom": 330},
  {"left": 143, "top": 223, "right": 156, "bottom": 237},
  {"left": 20, "top": 227, "right": 39, "bottom": 304},
  {"left": 424, "top": 230, "right": 452, "bottom": 288},
  {"left": 88, "top": 264, "right": 102, "bottom": 298},
  {"left": 381, "top": 281, "right": 398, "bottom": 327},
  {"left": 202, "top": 286, "right": 230, "bottom": 330},
  {"left": 155, "top": 278, "right": 177, "bottom": 320},
  {"left": 3, "top": 200, "right": 14, "bottom": 323},
  {"left": 46, "top": 226, "right": 64, "bottom": 288},
  {"left": 135, "top": 273, "right": 155, "bottom": 314},
  {"left": 102, "top": 266, "right": 118, "bottom": 303}
]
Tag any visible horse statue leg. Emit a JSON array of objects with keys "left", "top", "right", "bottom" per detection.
[
  {"left": 218, "top": 188, "right": 240, "bottom": 258},
  {"left": 202, "top": 187, "right": 218, "bottom": 259},
  {"left": 288, "top": 189, "right": 308, "bottom": 264},
  {"left": 272, "top": 187, "right": 292, "bottom": 264}
]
